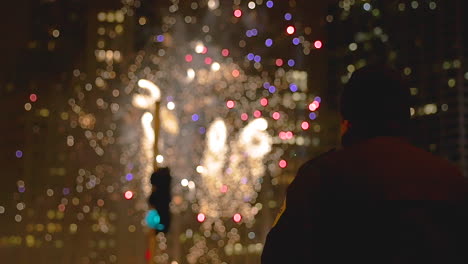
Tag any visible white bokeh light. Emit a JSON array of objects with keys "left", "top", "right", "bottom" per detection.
[
  {"left": 132, "top": 79, "right": 161, "bottom": 109},
  {"left": 195, "top": 42, "right": 205, "bottom": 54},
  {"left": 167, "top": 101, "right": 175, "bottom": 110},
  {"left": 211, "top": 62, "right": 221, "bottom": 71},
  {"left": 187, "top": 68, "right": 196, "bottom": 81}
]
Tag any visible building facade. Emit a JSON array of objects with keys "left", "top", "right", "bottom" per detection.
[
  {"left": 326, "top": 0, "right": 468, "bottom": 175},
  {"left": 0, "top": 0, "right": 146, "bottom": 263}
]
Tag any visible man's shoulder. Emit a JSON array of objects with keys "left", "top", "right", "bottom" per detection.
[
  {"left": 300, "top": 137, "right": 462, "bottom": 176},
  {"left": 367, "top": 137, "right": 461, "bottom": 171},
  {"left": 299, "top": 148, "right": 338, "bottom": 172}
]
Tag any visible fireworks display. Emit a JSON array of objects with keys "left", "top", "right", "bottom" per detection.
[
  {"left": 1, "top": 0, "right": 325, "bottom": 263},
  {"left": 122, "top": 1, "right": 324, "bottom": 262}
]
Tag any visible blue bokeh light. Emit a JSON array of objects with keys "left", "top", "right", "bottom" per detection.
[
  {"left": 309, "top": 112, "right": 317, "bottom": 120},
  {"left": 284, "top": 13, "right": 292, "bottom": 21},
  {"left": 156, "top": 35, "right": 164, "bottom": 42},
  {"left": 292, "top": 38, "right": 300, "bottom": 45},
  {"left": 266, "top": 1, "right": 274, "bottom": 8},
  {"left": 126, "top": 173, "right": 133, "bottom": 181},
  {"left": 289, "top": 83, "right": 298, "bottom": 92},
  {"left": 265, "top": 38, "right": 273, "bottom": 47}
]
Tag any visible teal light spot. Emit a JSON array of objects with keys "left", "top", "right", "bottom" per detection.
[{"left": 145, "top": 209, "right": 161, "bottom": 229}]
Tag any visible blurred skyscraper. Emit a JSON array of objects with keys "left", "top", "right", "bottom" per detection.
[
  {"left": 326, "top": 0, "right": 468, "bottom": 176},
  {"left": 0, "top": 0, "right": 148, "bottom": 263},
  {"left": 1, "top": 0, "right": 89, "bottom": 263}
]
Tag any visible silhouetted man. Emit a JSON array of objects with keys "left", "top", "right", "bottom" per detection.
[{"left": 262, "top": 65, "right": 468, "bottom": 263}]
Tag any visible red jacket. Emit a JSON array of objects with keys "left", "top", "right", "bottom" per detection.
[{"left": 262, "top": 137, "right": 468, "bottom": 263}]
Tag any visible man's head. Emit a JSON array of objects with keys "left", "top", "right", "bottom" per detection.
[{"left": 340, "top": 65, "right": 411, "bottom": 144}]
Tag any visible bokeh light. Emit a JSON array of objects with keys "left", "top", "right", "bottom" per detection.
[
  {"left": 126, "top": 173, "right": 133, "bottom": 181},
  {"left": 233, "top": 213, "right": 242, "bottom": 223},
  {"left": 226, "top": 100, "right": 235, "bottom": 109},
  {"left": 232, "top": 69, "right": 240, "bottom": 77},
  {"left": 278, "top": 160, "right": 287, "bottom": 168},
  {"left": 197, "top": 213, "right": 206, "bottom": 223},
  {"left": 221, "top": 49, "right": 229, "bottom": 56},
  {"left": 308, "top": 101, "right": 320, "bottom": 111},
  {"left": 292, "top": 38, "right": 300, "bottom": 45},
  {"left": 272, "top": 112, "right": 280, "bottom": 120},
  {"left": 234, "top": 9, "right": 242, "bottom": 18},
  {"left": 275, "top": 59, "right": 283, "bottom": 67},
  {"left": 241, "top": 113, "right": 249, "bottom": 121},
  {"left": 289, "top": 83, "right": 298, "bottom": 92},
  {"left": 124, "top": 191, "right": 134, "bottom": 200},
  {"left": 156, "top": 35, "right": 164, "bottom": 42},
  {"left": 314, "top": 40, "right": 323, "bottom": 49},
  {"left": 309, "top": 112, "right": 317, "bottom": 120},
  {"left": 29, "top": 94, "right": 37, "bottom": 102}
]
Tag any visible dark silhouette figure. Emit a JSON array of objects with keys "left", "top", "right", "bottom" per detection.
[
  {"left": 149, "top": 167, "right": 172, "bottom": 233},
  {"left": 262, "top": 65, "right": 468, "bottom": 263}
]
